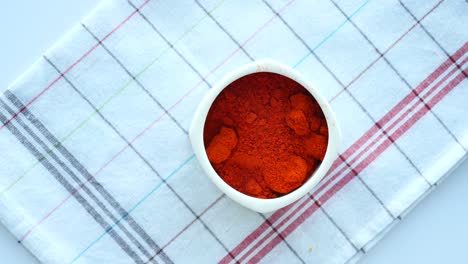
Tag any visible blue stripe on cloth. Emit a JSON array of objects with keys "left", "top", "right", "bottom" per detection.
[
  {"left": 69, "top": 0, "right": 372, "bottom": 262},
  {"left": 69, "top": 154, "right": 195, "bottom": 264},
  {"left": 293, "top": 0, "right": 371, "bottom": 68}
]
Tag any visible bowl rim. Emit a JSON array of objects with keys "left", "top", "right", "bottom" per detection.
[{"left": 189, "top": 59, "right": 341, "bottom": 213}]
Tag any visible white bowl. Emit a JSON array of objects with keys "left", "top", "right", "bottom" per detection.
[{"left": 189, "top": 59, "right": 341, "bottom": 213}]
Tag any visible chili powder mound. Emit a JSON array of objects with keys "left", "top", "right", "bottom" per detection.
[{"left": 203, "top": 72, "right": 329, "bottom": 198}]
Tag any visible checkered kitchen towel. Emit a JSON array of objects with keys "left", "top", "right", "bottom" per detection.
[{"left": 0, "top": 0, "right": 467, "bottom": 263}]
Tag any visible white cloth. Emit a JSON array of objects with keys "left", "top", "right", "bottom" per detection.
[{"left": 0, "top": 0, "right": 466, "bottom": 263}]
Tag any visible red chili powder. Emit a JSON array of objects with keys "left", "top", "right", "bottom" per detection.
[{"left": 203, "top": 72, "right": 328, "bottom": 198}]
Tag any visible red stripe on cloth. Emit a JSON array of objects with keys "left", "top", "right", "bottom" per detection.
[
  {"left": 329, "top": 0, "right": 446, "bottom": 103},
  {"left": 0, "top": 0, "right": 151, "bottom": 132},
  {"left": 336, "top": 41, "right": 467, "bottom": 166},
  {"left": 315, "top": 55, "right": 467, "bottom": 199},
  {"left": 303, "top": 0, "right": 458, "bottom": 198},
  {"left": 218, "top": 202, "right": 298, "bottom": 264},
  {"left": 19, "top": 0, "right": 298, "bottom": 242},
  {"left": 329, "top": 41, "right": 467, "bottom": 174},
  {"left": 161, "top": 0, "right": 297, "bottom": 116},
  {"left": 144, "top": 195, "right": 225, "bottom": 264},
  {"left": 237, "top": 197, "right": 312, "bottom": 263},
  {"left": 250, "top": 202, "right": 321, "bottom": 264},
  {"left": 247, "top": 61, "right": 467, "bottom": 264},
  {"left": 220, "top": 41, "right": 467, "bottom": 263}
]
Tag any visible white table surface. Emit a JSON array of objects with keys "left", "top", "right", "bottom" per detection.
[{"left": 1, "top": 1, "right": 467, "bottom": 263}]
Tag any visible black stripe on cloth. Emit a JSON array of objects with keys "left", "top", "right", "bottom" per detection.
[
  {"left": 80, "top": 23, "right": 188, "bottom": 135},
  {"left": 0, "top": 98, "right": 144, "bottom": 264},
  {"left": 257, "top": 0, "right": 375, "bottom": 251},
  {"left": 40, "top": 56, "right": 173, "bottom": 264},
  {"left": 262, "top": 0, "right": 427, "bottom": 219},
  {"left": 191, "top": 0, "right": 305, "bottom": 262},
  {"left": 398, "top": 1, "right": 468, "bottom": 81},
  {"left": 126, "top": 0, "right": 212, "bottom": 89},
  {"left": 3, "top": 92, "right": 168, "bottom": 264},
  {"left": 82, "top": 10, "right": 238, "bottom": 262},
  {"left": 130, "top": 0, "right": 303, "bottom": 261},
  {"left": 328, "top": 0, "right": 467, "bottom": 153},
  {"left": 192, "top": 0, "right": 255, "bottom": 61},
  {"left": 397, "top": 0, "right": 468, "bottom": 152}
]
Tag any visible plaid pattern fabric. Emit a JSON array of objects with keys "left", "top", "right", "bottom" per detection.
[{"left": 0, "top": 0, "right": 466, "bottom": 263}]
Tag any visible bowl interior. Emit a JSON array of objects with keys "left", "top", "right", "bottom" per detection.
[{"left": 190, "top": 59, "right": 340, "bottom": 213}]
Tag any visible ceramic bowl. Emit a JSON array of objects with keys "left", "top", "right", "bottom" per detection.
[{"left": 189, "top": 59, "right": 341, "bottom": 213}]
